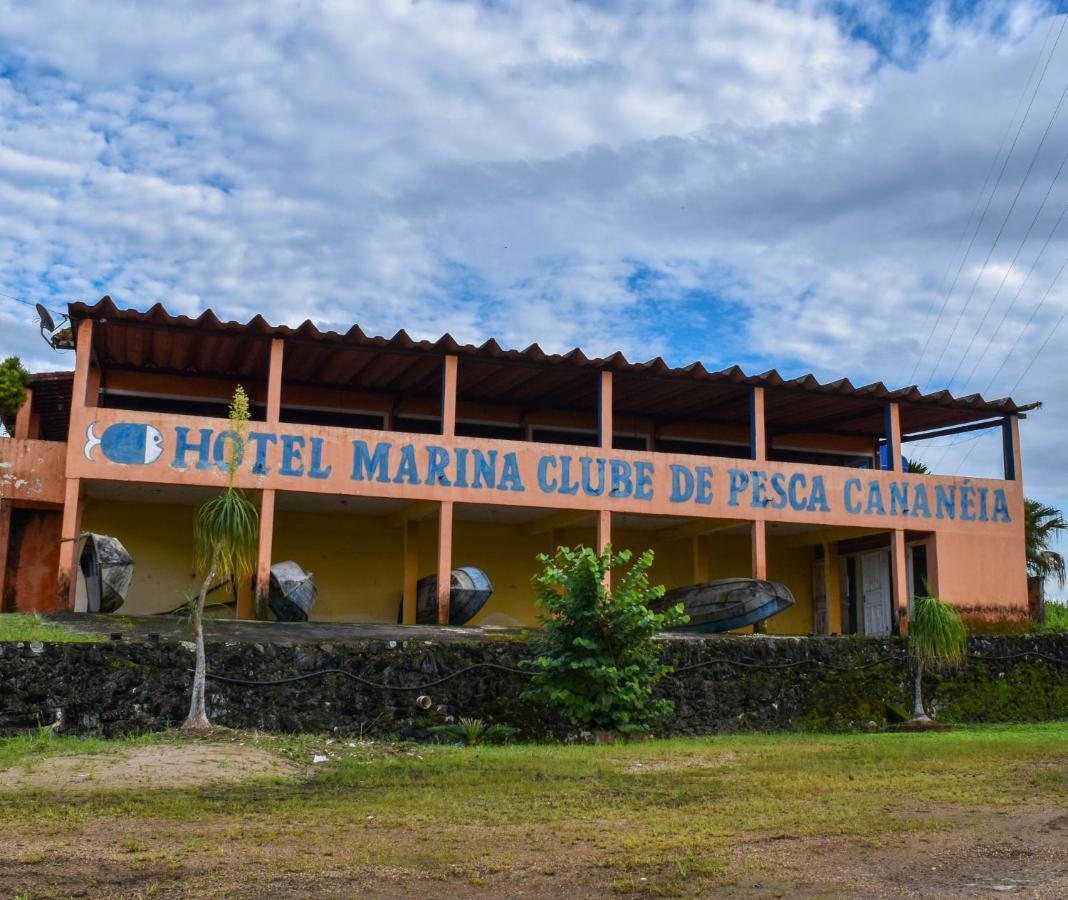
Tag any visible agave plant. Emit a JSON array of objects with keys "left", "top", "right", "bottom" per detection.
[
  {"left": 908, "top": 595, "right": 967, "bottom": 723},
  {"left": 183, "top": 386, "right": 259, "bottom": 733},
  {"left": 430, "top": 717, "right": 517, "bottom": 746}
]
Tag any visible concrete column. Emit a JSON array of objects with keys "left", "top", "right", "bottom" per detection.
[
  {"left": 14, "top": 388, "right": 32, "bottom": 439},
  {"left": 442, "top": 355, "right": 458, "bottom": 438},
  {"left": 692, "top": 534, "right": 710, "bottom": 583},
  {"left": 599, "top": 370, "right": 613, "bottom": 449},
  {"left": 0, "top": 502, "right": 10, "bottom": 611},
  {"left": 56, "top": 320, "right": 93, "bottom": 610},
  {"left": 402, "top": 519, "right": 419, "bottom": 625},
  {"left": 823, "top": 541, "right": 842, "bottom": 635},
  {"left": 751, "top": 520, "right": 767, "bottom": 579},
  {"left": 885, "top": 403, "right": 902, "bottom": 472},
  {"left": 751, "top": 520, "right": 767, "bottom": 633},
  {"left": 596, "top": 509, "right": 611, "bottom": 555},
  {"left": 253, "top": 338, "right": 285, "bottom": 619},
  {"left": 56, "top": 477, "right": 82, "bottom": 610},
  {"left": 251, "top": 489, "right": 275, "bottom": 619},
  {"left": 890, "top": 528, "right": 908, "bottom": 635},
  {"left": 436, "top": 500, "right": 454, "bottom": 624},
  {"left": 750, "top": 386, "right": 766, "bottom": 461}
]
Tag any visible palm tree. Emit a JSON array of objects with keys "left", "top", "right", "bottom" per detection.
[
  {"left": 183, "top": 386, "right": 259, "bottom": 733},
  {"left": 906, "top": 458, "right": 929, "bottom": 474},
  {"left": 1025, "top": 499, "right": 1067, "bottom": 588},
  {"left": 908, "top": 595, "right": 967, "bottom": 724}
]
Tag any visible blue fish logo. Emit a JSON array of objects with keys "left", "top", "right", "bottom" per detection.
[{"left": 84, "top": 422, "right": 165, "bottom": 465}]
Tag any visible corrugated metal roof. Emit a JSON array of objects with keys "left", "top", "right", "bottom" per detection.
[{"left": 65, "top": 296, "right": 1022, "bottom": 438}]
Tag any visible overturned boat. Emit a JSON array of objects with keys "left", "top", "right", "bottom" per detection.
[
  {"left": 78, "top": 533, "right": 134, "bottom": 614},
  {"left": 652, "top": 578, "right": 795, "bottom": 633},
  {"left": 416, "top": 566, "right": 493, "bottom": 626},
  {"left": 268, "top": 561, "right": 318, "bottom": 622}
]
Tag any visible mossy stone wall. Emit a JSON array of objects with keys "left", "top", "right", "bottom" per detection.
[{"left": 0, "top": 633, "right": 1064, "bottom": 737}]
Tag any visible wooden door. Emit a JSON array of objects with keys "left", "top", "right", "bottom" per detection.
[
  {"left": 861, "top": 550, "right": 892, "bottom": 636},
  {"left": 812, "top": 560, "right": 827, "bottom": 634}
]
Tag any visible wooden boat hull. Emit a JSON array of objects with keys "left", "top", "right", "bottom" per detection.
[
  {"left": 268, "top": 561, "right": 318, "bottom": 622},
  {"left": 653, "top": 578, "right": 795, "bottom": 633},
  {"left": 416, "top": 566, "right": 493, "bottom": 626}
]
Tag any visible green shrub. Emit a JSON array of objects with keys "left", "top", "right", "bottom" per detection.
[
  {"left": 0, "top": 356, "right": 30, "bottom": 417},
  {"left": 1042, "top": 600, "right": 1068, "bottom": 633},
  {"left": 430, "top": 718, "right": 517, "bottom": 746},
  {"left": 523, "top": 545, "right": 687, "bottom": 737}
]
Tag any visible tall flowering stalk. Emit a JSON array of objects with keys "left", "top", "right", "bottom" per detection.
[{"left": 183, "top": 386, "right": 259, "bottom": 732}]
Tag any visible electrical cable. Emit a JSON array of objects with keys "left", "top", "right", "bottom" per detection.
[
  {"left": 920, "top": 67, "right": 1068, "bottom": 390},
  {"left": 906, "top": 15, "right": 1065, "bottom": 386}
]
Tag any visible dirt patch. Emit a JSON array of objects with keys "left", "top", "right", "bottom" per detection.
[
  {"left": 624, "top": 750, "right": 739, "bottom": 773},
  {"left": 0, "top": 742, "right": 301, "bottom": 792}
]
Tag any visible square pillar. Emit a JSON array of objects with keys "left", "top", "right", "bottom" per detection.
[
  {"left": 402, "top": 519, "right": 419, "bottom": 625},
  {"left": 751, "top": 520, "right": 767, "bottom": 579},
  {"left": 441, "top": 355, "right": 458, "bottom": 438},
  {"left": 885, "top": 403, "right": 902, "bottom": 472},
  {"left": 750, "top": 387, "right": 766, "bottom": 461},
  {"left": 822, "top": 541, "right": 842, "bottom": 635},
  {"left": 0, "top": 502, "right": 11, "bottom": 611},
  {"left": 890, "top": 528, "right": 907, "bottom": 635},
  {"left": 599, "top": 370, "right": 613, "bottom": 449},
  {"left": 436, "top": 500, "right": 454, "bottom": 624},
  {"left": 252, "top": 338, "right": 284, "bottom": 619},
  {"left": 56, "top": 478, "right": 82, "bottom": 610}
]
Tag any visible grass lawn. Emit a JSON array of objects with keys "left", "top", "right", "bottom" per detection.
[
  {"left": 1, "top": 723, "right": 1066, "bottom": 898},
  {"left": 0, "top": 613, "right": 105, "bottom": 643}
]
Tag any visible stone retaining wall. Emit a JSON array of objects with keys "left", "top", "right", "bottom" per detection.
[{"left": 1, "top": 633, "right": 1065, "bottom": 737}]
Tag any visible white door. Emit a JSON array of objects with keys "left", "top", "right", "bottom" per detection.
[
  {"left": 812, "top": 561, "right": 827, "bottom": 634},
  {"left": 861, "top": 551, "right": 892, "bottom": 636}
]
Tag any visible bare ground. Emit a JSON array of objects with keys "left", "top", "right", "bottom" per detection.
[{"left": 1, "top": 738, "right": 1066, "bottom": 898}]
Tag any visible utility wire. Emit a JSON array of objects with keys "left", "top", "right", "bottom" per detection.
[
  {"left": 952, "top": 192, "right": 1068, "bottom": 396},
  {"left": 943, "top": 142, "right": 1068, "bottom": 393},
  {"left": 906, "top": 15, "right": 1065, "bottom": 386},
  {"left": 920, "top": 59, "right": 1068, "bottom": 389}
]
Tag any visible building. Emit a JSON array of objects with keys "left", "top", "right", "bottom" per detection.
[{"left": 0, "top": 297, "right": 1030, "bottom": 633}]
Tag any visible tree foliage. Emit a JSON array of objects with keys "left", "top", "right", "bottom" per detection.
[
  {"left": 0, "top": 356, "right": 30, "bottom": 417},
  {"left": 184, "top": 386, "right": 259, "bottom": 732},
  {"left": 908, "top": 594, "right": 967, "bottom": 722},
  {"left": 1024, "top": 499, "right": 1067, "bottom": 588},
  {"left": 523, "top": 545, "right": 687, "bottom": 736}
]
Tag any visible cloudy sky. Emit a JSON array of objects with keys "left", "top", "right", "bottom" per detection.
[{"left": 2, "top": 1, "right": 1068, "bottom": 526}]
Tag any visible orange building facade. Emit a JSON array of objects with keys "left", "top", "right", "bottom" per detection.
[{"left": 0, "top": 298, "right": 1031, "bottom": 634}]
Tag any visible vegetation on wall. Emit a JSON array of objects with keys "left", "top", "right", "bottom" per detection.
[
  {"left": 523, "top": 545, "right": 687, "bottom": 738},
  {"left": 908, "top": 595, "right": 967, "bottom": 723},
  {"left": 184, "top": 386, "right": 259, "bottom": 733},
  {"left": 1025, "top": 499, "right": 1067, "bottom": 589},
  {"left": 0, "top": 356, "right": 30, "bottom": 418},
  {"left": 1041, "top": 600, "right": 1068, "bottom": 633}
]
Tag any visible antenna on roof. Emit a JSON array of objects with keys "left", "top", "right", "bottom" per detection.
[{"left": 35, "top": 303, "right": 74, "bottom": 352}]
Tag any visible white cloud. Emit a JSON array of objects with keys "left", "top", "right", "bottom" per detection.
[{"left": 0, "top": 0, "right": 1067, "bottom": 515}]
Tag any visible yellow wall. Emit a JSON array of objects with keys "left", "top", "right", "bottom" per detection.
[
  {"left": 80, "top": 498, "right": 817, "bottom": 633},
  {"left": 80, "top": 499, "right": 203, "bottom": 615}
]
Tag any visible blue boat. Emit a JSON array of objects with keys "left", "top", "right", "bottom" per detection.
[{"left": 653, "top": 578, "right": 795, "bottom": 633}]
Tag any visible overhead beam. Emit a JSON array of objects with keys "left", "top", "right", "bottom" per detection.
[
  {"left": 778, "top": 526, "right": 883, "bottom": 549},
  {"left": 521, "top": 508, "right": 594, "bottom": 536},
  {"left": 654, "top": 518, "right": 739, "bottom": 543},
  {"left": 386, "top": 500, "right": 439, "bottom": 529}
]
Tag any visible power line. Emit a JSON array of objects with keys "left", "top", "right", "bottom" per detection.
[
  {"left": 951, "top": 192, "right": 1068, "bottom": 395},
  {"left": 920, "top": 48, "right": 1068, "bottom": 389},
  {"left": 906, "top": 15, "right": 1065, "bottom": 386}
]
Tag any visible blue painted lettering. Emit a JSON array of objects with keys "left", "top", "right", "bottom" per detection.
[
  {"left": 844, "top": 478, "right": 862, "bottom": 514},
  {"left": 727, "top": 470, "right": 748, "bottom": 506},
  {"left": 498, "top": 452, "right": 524, "bottom": 492},
  {"left": 424, "top": 446, "right": 451, "bottom": 486},
  {"left": 351, "top": 440, "right": 391, "bottom": 483},
  {"left": 670, "top": 464, "right": 694, "bottom": 503},
  {"left": 609, "top": 460, "right": 633, "bottom": 499},
  {"left": 280, "top": 435, "right": 305, "bottom": 477},
  {"left": 992, "top": 489, "right": 1011, "bottom": 522},
  {"left": 695, "top": 466, "right": 714, "bottom": 505},
  {"left": 173, "top": 427, "right": 212, "bottom": 470},
  {"left": 634, "top": 461, "right": 654, "bottom": 501},
  {"left": 248, "top": 432, "right": 277, "bottom": 475},
  {"left": 935, "top": 485, "right": 956, "bottom": 520}
]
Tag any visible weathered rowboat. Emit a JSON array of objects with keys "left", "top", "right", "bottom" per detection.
[
  {"left": 652, "top": 578, "right": 795, "bottom": 633},
  {"left": 416, "top": 566, "right": 493, "bottom": 625},
  {"left": 268, "top": 561, "right": 318, "bottom": 622},
  {"left": 78, "top": 533, "right": 134, "bottom": 613}
]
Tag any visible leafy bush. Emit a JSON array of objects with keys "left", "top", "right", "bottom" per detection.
[
  {"left": 430, "top": 718, "right": 517, "bottom": 746},
  {"left": 0, "top": 356, "right": 30, "bottom": 417},
  {"left": 1041, "top": 600, "right": 1068, "bottom": 633},
  {"left": 523, "top": 545, "right": 687, "bottom": 737}
]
